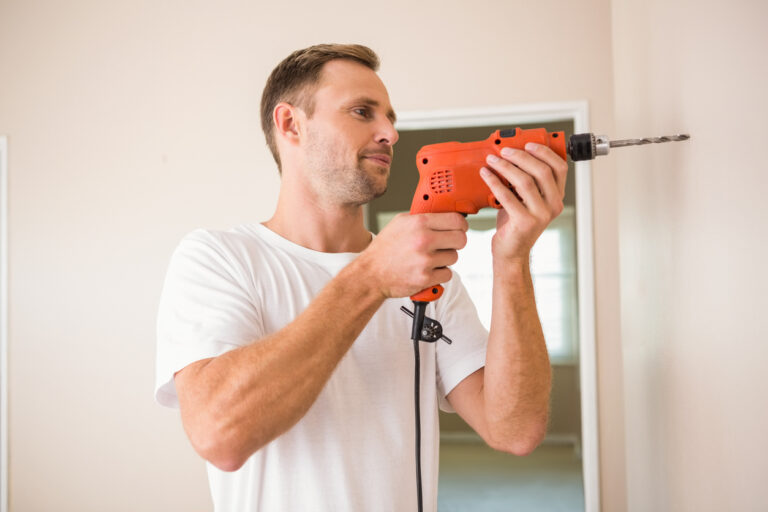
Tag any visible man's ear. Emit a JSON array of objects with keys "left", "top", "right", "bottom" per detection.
[{"left": 273, "top": 102, "right": 303, "bottom": 146}]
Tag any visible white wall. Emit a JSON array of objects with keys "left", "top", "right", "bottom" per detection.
[
  {"left": 612, "top": 0, "right": 768, "bottom": 509},
  {"left": 0, "top": 1, "right": 621, "bottom": 510}
]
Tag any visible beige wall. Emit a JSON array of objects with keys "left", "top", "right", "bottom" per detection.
[
  {"left": 612, "top": 0, "right": 768, "bottom": 510},
  {"left": 0, "top": 1, "right": 621, "bottom": 510}
]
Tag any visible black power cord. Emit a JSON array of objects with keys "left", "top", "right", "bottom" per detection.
[
  {"left": 413, "top": 337, "right": 424, "bottom": 512},
  {"left": 401, "top": 304, "right": 452, "bottom": 512},
  {"left": 410, "top": 301, "right": 428, "bottom": 512}
]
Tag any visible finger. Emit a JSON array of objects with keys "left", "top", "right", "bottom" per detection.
[
  {"left": 523, "top": 142, "right": 568, "bottom": 199},
  {"left": 498, "top": 147, "right": 562, "bottom": 209},
  {"left": 432, "top": 249, "right": 459, "bottom": 268},
  {"left": 429, "top": 266, "right": 453, "bottom": 285},
  {"left": 484, "top": 155, "right": 549, "bottom": 217},
  {"left": 428, "top": 230, "right": 467, "bottom": 252},
  {"left": 421, "top": 212, "right": 469, "bottom": 232},
  {"left": 479, "top": 166, "right": 529, "bottom": 218}
]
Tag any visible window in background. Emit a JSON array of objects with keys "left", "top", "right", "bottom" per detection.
[
  {"left": 450, "top": 207, "right": 578, "bottom": 363},
  {"left": 378, "top": 205, "right": 579, "bottom": 363}
]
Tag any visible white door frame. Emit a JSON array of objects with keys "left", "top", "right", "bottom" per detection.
[
  {"left": 0, "top": 136, "right": 7, "bottom": 512},
  {"left": 395, "top": 102, "right": 600, "bottom": 512}
]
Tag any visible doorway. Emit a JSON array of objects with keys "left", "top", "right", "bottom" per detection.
[{"left": 365, "top": 103, "right": 599, "bottom": 511}]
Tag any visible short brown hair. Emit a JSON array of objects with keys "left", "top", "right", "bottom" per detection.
[{"left": 260, "top": 44, "right": 380, "bottom": 171}]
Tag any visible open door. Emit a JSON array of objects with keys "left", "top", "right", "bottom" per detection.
[{"left": 365, "top": 104, "right": 599, "bottom": 511}]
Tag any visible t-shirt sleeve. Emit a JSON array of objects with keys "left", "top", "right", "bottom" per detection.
[
  {"left": 154, "top": 229, "right": 264, "bottom": 408},
  {"left": 433, "top": 272, "right": 489, "bottom": 412}
]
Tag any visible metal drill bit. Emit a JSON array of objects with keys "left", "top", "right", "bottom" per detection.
[
  {"left": 609, "top": 134, "right": 691, "bottom": 148},
  {"left": 568, "top": 132, "right": 691, "bottom": 160}
]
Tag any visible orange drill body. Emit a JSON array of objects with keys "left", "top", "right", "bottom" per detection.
[{"left": 409, "top": 127, "right": 566, "bottom": 215}]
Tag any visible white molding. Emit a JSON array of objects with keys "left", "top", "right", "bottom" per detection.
[
  {"left": 396, "top": 102, "right": 600, "bottom": 512},
  {"left": 395, "top": 101, "right": 589, "bottom": 130},
  {"left": 0, "top": 136, "right": 7, "bottom": 512}
]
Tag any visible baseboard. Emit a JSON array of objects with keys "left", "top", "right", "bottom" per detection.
[
  {"left": 440, "top": 431, "right": 582, "bottom": 458},
  {"left": 440, "top": 431, "right": 487, "bottom": 444}
]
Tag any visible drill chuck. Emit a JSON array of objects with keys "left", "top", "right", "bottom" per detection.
[
  {"left": 567, "top": 133, "right": 611, "bottom": 161},
  {"left": 567, "top": 132, "right": 690, "bottom": 161}
]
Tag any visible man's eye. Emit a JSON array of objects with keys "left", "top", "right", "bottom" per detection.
[{"left": 353, "top": 108, "right": 371, "bottom": 118}]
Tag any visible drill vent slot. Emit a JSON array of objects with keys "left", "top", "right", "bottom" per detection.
[{"left": 429, "top": 169, "right": 454, "bottom": 194}]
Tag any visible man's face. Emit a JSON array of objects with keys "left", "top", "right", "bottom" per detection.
[{"left": 299, "top": 59, "right": 399, "bottom": 206}]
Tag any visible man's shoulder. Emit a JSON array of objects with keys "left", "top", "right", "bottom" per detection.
[
  {"left": 167, "top": 224, "right": 275, "bottom": 276},
  {"left": 177, "top": 224, "right": 266, "bottom": 253}
]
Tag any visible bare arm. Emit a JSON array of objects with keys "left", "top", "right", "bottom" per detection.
[
  {"left": 175, "top": 256, "right": 385, "bottom": 471},
  {"left": 446, "top": 142, "right": 567, "bottom": 455},
  {"left": 487, "top": 259, "right": 552, "bottom": 453},
  {"left": 445, "top": 261, "right": 552, "bottom": 456},
  {"left": 174, "top": 213, "right": 468, "bottom": 471}
]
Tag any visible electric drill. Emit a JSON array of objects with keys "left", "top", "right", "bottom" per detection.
[{"left": 407, "top": 127, "right": 690, "bottom": 343}]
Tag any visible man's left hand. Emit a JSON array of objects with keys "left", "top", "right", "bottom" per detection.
[{"left": 479, "top": 142, "right": 568, "bottom": 262}]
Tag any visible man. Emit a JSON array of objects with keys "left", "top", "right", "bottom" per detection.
[{"left": 155, "top": 44, "right": 566, "bottom": 511}]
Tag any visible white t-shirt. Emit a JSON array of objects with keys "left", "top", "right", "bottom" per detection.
[{"left": 155, "top": 223, "right": 488, "bottom": 512}]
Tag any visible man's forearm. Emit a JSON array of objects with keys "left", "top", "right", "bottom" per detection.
[
  {"left": 175, "top": 254, "right": 386, "bottom": 471},
  {"left": 483, "top": 257, "right": 552, "bottom": 454}
]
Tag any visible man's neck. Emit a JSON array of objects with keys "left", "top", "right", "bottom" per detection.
[{"left": 264, "top": 191, "right": 372, "bottom": 254}]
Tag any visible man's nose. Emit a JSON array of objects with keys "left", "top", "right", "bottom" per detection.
[{"left": 376, "top": 119, "right": 399, "bottom": 146}]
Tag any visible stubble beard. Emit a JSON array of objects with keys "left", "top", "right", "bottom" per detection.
[
  {"left": 320, "top": 161, "right": 388, "bottom": 207},
  {"left": 348, "top": 158, "right": 389, "bottom": 205},
  {"left": 306, "top": 137, "right": 389, "bottom": 206}
]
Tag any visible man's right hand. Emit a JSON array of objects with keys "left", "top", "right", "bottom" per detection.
[{"left": 359, "top": 212, "right": 469, "bottom": 299}]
